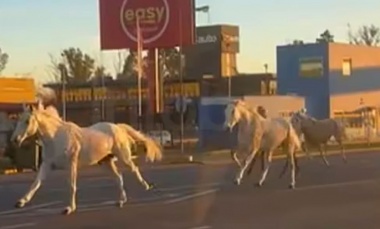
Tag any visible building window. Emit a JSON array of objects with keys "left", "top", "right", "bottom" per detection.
[
  {"left": 299, "top": 57, "right": 323, "bottom": 77},
  {"left": 342, "top": 59, "right": 352, "bottom": 76}
]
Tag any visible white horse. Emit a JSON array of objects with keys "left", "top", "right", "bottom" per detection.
[
  {"left": 290, "top": 111, "right": 347, "bottom": 166},
  {"left": 224, "top": 99, "right": 301, "bottom": 189},
  {"left": 10, "top": 102, "right": 162, "bottom": 215}
]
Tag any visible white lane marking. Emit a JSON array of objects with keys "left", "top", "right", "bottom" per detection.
[
  {"left": 284, "top": 178, "right": 380, "bottom": 192},
  {"left": 0, "top": 222, "right": 36, "bottom": 229},
  {"left": 189, "top": 226, "right": 212, "bottom": 229},
  {"left": 157, "top": 182, "right": 224, "bottom": 192},
  {"left": 0, "top": 201, "right": 61, "bottom": 216},
  {"left": 164, "top": 189, "right": 219, "bottom": 204}
]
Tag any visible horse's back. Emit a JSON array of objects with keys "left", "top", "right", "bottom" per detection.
[{"left": 89, "top": 122, "right": 135, "bottom": 149}]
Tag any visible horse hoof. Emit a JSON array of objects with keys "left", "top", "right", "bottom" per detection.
[
  {"left": 148, "top": 183, "right": 156, "bottom": 190},
  {"left": 117, "top": 201, "right": 125, "bottom": 208},
  {"left": 61, "top": 207, "right": 74, "bottom": 215},
  {"left": 288, "top": 184, "right": 295, "bottom": 189},
  {"left": 255, "top": 182, "right": 263, "bottom": 188},
  {"left": 234, "top": 179, "right": 241, "bottom": 186},
  {"left": 15, "top": 201, "right": 25, "bottom": 208}
]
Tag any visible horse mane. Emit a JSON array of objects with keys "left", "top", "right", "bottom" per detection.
[{"left": 234, "top": 100, "right": 265, "bottom": 122}]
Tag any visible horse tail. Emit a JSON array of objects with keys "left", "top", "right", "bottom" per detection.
[
  {"left": 335, "top": 120, "right": 348, "bottom": 141},
  {"left": 117, "top": 124, "right": 163, "bottom": 162}
]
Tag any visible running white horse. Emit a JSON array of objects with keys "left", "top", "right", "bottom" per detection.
[
  {"left": 224, "top": 99, "right": 301, "bottom": 189},
  {"left": 10, "top": 101, "right": 162, "bottom": 215},
  {"left": 290, "top": 111, "right": 347, "bottom": 166}
]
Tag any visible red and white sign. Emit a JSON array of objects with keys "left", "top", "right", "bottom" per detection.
[{"left": 99, "top": 0, "right": 195, "bottom": 50}]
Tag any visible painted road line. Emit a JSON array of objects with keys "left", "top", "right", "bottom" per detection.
[
  {"left": 281, "top": 178, "right": 380, "bottom": 192},
  {"left": 189, "top": 226, "right": 212, "bottom": 229},
  {"left": 164, "top": 188, "right": 219, "bottom": 204},
  {"left": 157, "top": 182, "right": 224, "bottom": 192},
  {"left": 0, "top": 201, "right": 62, "bottom": 216},
  {"left": 0, "top": 222, "right": 36, "bottom": 229}
]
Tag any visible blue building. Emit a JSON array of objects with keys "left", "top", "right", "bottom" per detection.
[{"left": 277, "top": 42, "right": 380, "bottom": 119}]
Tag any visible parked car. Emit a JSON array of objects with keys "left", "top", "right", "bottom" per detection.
[{"left": 147, "top": 130, "right": 172, "bottom": 147}]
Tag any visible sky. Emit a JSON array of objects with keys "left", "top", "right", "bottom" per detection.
[{"left": 1, "top": 0, "right": 380, "bottom": 83}]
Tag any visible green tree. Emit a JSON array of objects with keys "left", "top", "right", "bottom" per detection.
[
  {"left": 348, "top": 24, "right": 380, "bottom": 46},
  {"left": 118, "top": 51, "right": 137, "bottom": 80},
  {"left": 292, "top": 40, "right": 304, "bottom": 45},
  {"left": 60, "top": 47, "right": 95, "bottom": 83},
  {"left": 94, "top": 66, "right": 106, "bottom": 78},
  {"left": 0, "top": 48, "right": 9, "bottom": 75},
  {"left": 316, "top": 29, "right": 334, "bottom": 43},
  {"left": 158, "top": 48, "right": 183, "bottom": 79}
]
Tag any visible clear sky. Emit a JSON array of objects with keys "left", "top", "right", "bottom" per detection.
[{"left": 1, "top": 0, "right": 380, "bottom": 83}]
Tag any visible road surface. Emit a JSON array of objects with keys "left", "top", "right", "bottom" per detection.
[{"left": 0, "top": 151, "right": 380, "bottom": 229}]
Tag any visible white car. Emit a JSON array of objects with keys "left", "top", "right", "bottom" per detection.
[{"left": 147, "top": 130, "right": 172, "bottom": 146}]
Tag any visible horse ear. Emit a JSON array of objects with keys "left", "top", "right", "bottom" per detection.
[
  {"left": 30, "top": 104, "right": 37, "bottom": 111},
  {"left": 22, "top": 103, "right": 29, "bottom": 111},
  {"left": 37, "top": 99, "right": 44, "bottom": 111}
]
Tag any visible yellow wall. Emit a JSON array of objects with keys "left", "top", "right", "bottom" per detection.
[
  {"left": 330, "top": 90, "right": 380, "bottom": 116},
  {"left": 0, "top": 78, "right": 35, "bottom": 103}
]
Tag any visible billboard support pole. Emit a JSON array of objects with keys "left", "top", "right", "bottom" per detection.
[
  {"left": 179, "top": 7, "right": 185, "bottom": 154},
  {"left": 136, "top": 18, "right": 143, "bottom": 131}
]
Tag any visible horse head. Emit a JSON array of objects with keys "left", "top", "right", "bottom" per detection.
[
  {"left": 224, "top": 99, "right": 245, "bottom": 130},
  {"left": 10, "top": 101, "right": 44, "bottom": 147}
]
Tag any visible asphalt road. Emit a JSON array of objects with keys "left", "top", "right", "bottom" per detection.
[{"left": 0, "top": 151, "right": 380, "bottom": 229}]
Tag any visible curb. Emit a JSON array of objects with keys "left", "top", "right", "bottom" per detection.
[{"left": 199, "top": 146, "right": 380, "bottom": 165}]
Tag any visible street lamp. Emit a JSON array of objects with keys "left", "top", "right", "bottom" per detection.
[{"left": 195, "top": 5, "right": 211, "bottom": 24}]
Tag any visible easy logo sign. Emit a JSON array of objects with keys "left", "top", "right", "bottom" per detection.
[{"left": 120, "top": 0, "right": 170, "bottom": 44}]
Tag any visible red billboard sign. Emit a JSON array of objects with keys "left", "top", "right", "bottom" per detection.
[{"left": 99, "top": 0, "right": 195, "bottom": 50}]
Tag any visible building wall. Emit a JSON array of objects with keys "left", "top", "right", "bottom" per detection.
[
  {"left": 276, "top": 43, "right": 330, "bottom": 118},
  {"left": 330, "top": 90, "right": 380, "bottom": 116},
  {"left": 328, "top": 43, "right": 380, "bottom": 95}
]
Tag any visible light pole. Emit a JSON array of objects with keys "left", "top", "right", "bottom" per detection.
[{"left": 195, "top": 5, "right": 211, "bottom": 24}]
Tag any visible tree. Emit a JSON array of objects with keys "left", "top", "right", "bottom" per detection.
[
  {"left": 316, "top": 30, "right": 334, "bottom": 43},
  {"left": 292, "top": 40, "right": 304, "bottom": 45},
  {"left": 117, "top": 48, "right": 183, "bottom": 81},
  {"left": 0, "top": 48, "right": 9, "bottom": 75},
  {"left": 158, "top": 48, "right": 183, "bottom": 79},
  {"left": 46, "top": 53, "right": 62, "bottom": 82},
  {"left": 348, "top": 24, "right": 380, "bottom": 46},
  {"left": 60, "top": 47, "right": 95, "bottom": 83},
  {"left": 113, "top": 50, "right": 128, "bottom": 78},
  {"left": 118, "top": 51, "right": 137, "bottom": 80},
  {"left": 94, "top": 66, "right": 106, "bottom": 78}
]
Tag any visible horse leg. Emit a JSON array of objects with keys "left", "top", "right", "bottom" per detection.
[
  {"left": 118, "top": 147, "right": 153, "bottom": 190},
  {"left": 279, "top": 148, "right": 301, "bottom": 179},
  {"left": 289, "top": 149, "right": 297, "bottom": 189},
  {"left": 279, "top": 156, "right": 289, "bottom": 179},
  {"left": 319, "top": 144, "right": 330, "bottom": 167},
  {"left": 15, "top": 161, "right": 51, "bottom": 208},
  {"left": 62, "top": 157, "right": 78, "bottom": 215},
  {"left": 234, "top": 149, "right": 259, "bottom": 185},
  {"left": 245, "top": 150, "right": 260, "bottom": 176},
  {"left": 337, "top": 140, "right": 347, "bottom": 163},
  {"left": 295, "top": 153, "right": 300, "bottom": 178},
  {"left": 101, "top": 158, "right": 127, "bottom": 208},
  {"left": 279, "top": 144, "right": 291, "bottom": 179},
  {"left": 302, "top": 141, "right": 312, "bottom": 160},
  {"left": 256, "top": 151, "right": 273, "bottom": 187}
]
